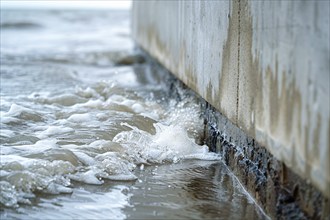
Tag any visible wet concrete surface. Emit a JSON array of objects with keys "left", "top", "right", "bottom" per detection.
[{"left": 201, "top": 101, "right": 329, "bottom": 219}]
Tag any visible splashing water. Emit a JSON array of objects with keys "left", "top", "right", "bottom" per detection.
[{"left": 0, "top": 10, "right": 266, "bottom": 220}]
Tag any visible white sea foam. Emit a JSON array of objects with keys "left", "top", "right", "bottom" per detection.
[
  {"left": 72, "top": 99, "right": 104, "bottom": 109},
  {"left": 38, "top": 94, "right": 87, "bottom": 106},
  {"left": 113, "top": 123, "right": 220, "bottom": 164},
  {"left": 0, "top": 156, "right": 75, "bottom": 207},
  {"left": 0, "top": 53, "right": 220, "bottom": 209},
  {"left": 2, "top": 103, "right": 44, "bottom": 122},
  {"left": 69, "top": 170, "right": 104, "bottom": 185},
  {"left": 10, "top": 139, "right": 58, "bottom": 153},
  {"left": 0, "top": 129, "right": 15, "bottom": 138},
  {"left": 0, "top": 91, "right": 219, "bottom": 208},
  {"left": 4, "top": 104, "right": 31, "bottom": 116},
  {"left": 106, "top": 95, "right": 148, "bottom": 114},
  {"left": 0, "top": 116, "right": 21, "bottom": 124},
  {"left": 75, "top": 86, "right": 101, "bottom": 99},
  {"left": 36, "top": 126, "right": 74, "bottom": 139},
  {"left": 67, "top": 113, "right": 92, "bottom": 123}
]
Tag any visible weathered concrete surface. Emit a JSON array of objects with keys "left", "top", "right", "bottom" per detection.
[
  {"left": 132, "top": 0, "right": 330, "bottom": 200},
  {"left": 146, "top": 55, "right": 329, "bottom": 219},
  {"left": 202, "top": 101, "right": 329, "bottom": 219}
]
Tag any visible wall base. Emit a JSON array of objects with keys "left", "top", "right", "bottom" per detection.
[
  {"left": 201, "top": 102, "right": 329, "bottom": 219},
  {"left": 143, "top": 49, "right": 329, "bottom": 220}
]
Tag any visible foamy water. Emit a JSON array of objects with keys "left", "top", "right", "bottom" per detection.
[{"left": 1, "top": 10, "right": 266, "bottom": 219}]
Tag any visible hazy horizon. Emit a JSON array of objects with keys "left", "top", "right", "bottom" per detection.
[{"left": 1, "top": 0, "right": 132, "bottom": 10}]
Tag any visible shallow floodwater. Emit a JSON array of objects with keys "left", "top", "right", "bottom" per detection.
[{"left": 1, "top": 10, "right": 267, "bottom": 219}]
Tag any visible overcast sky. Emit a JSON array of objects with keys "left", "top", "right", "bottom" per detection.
[{"left": 1, "top": 0, "right": 132, "bottom": 10}]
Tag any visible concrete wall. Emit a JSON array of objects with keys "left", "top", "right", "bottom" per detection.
[{"left": 132, "top": 0, "right": 330, "bottom": 198}]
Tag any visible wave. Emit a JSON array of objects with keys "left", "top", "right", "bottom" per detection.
[{"left": 1, "top": 22, "right": 43, "bottom": 29}]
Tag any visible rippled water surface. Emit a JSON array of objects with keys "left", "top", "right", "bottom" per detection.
[{"left": 1, "top": 10, "right": 267, "bottom": 219}]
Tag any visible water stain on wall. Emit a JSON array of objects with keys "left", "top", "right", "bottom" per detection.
[{"left": 132, "top": 0, "right": 329, "bottom": 198}]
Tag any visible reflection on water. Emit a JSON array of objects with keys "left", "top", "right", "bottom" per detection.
[
  {"left": 1, "top": 9, "right": 268, "bottom": 219},
  {"left": 125, "top": 161, "right": 265, "bottom": 219}
]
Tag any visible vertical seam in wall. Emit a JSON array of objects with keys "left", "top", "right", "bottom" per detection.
[{"left": 236, "top": 0, "right": 241, "bottom": 125}]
